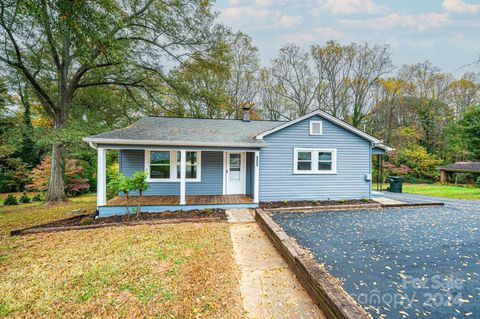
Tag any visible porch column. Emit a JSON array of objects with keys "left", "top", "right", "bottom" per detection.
[
  {"left": 253, "top": 151, "right": 260, "bottom": 203},
  {"left": 180, "top": 149, "right": 186, "bottom": 205},
  {"left": 97, "top": 147, "right": 107, "bottom": 207}
]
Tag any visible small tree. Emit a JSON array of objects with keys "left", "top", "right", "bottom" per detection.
[
  {"left": 131, "top": 171, "right": 149, "bottom": 217},
  {"left": 107, "top": 173, "right": 134, "bottom": 215}
]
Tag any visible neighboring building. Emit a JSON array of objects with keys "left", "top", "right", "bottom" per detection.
[
  {"left": 83, "top": 109, "right": 392, "bottom": 217},
  {"left": 438, "top": 162, "right": 480, "bottom": 182}
]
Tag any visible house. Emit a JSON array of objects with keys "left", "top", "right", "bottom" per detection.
[{"left": 83, "top": 109, "right": 392, "bottom": 217}]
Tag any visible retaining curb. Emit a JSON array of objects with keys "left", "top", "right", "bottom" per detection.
[
  {"left": 255, "top": 209, "right": 371, "bottom": 319},
  {"left": 10, "top": 217, "right": 224, "bottom": 236},
  {"left": 380, "top": 202, "right": 444, "bottom": 208},
  {"left": 264, "top": 203, "right": 382, "bottom": 213}
]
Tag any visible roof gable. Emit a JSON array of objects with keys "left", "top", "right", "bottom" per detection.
[{"left": 256, "top": 110, "right": 381, "bottom": 143}]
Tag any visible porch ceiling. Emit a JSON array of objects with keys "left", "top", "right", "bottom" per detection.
[{"left": 105, "top": 194, "right": 254, "bottom": 206}]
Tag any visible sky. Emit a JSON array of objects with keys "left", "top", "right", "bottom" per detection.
[{"left": 214, "top": 0, "right": 480, "bottom": 75}]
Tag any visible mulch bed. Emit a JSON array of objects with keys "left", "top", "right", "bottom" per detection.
[
  {"left": 45, "top": 209, "right": 226, "bottom": 227},
  {"left": 260, "top": 199, "right": 376, "bottom": 209},
  {"left": 11, "top": 209, "right": 226, "bottom": 236}
]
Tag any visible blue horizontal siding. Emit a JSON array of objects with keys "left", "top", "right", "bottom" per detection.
[
  {"left": 119, "top": 150, "right": 224, "bottom": 196},
  {"left": 259, "top": 115, "right": 371, "bottom": 201},
  {"left": 98, "top": 203, "right": 259, "bottom": 217}
]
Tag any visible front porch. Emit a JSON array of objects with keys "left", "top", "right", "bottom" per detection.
[
  {"left": 95, "top": 147, "right": 260, "bottom": 217},
  {"left": 99, "top": 194, "right": 257, "bottom": 217},
  {"left": 106, "top": 194, "right": 254, "bottom": 206}
]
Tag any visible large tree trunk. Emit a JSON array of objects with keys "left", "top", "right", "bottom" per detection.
[
  {"left": 45, "top": 108, "right": 68, "bottom": 204},
  {"left": 46, "top": 142, "right": 66, "bottom": 203}
]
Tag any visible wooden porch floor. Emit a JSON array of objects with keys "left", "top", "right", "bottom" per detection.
[{"left": 106, "top": 194, "right": 254, "bottom": 206}]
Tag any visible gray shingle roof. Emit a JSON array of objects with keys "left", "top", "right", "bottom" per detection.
[
  {"left": 439, "top": 161, "right": 480, "bottom": 172},
  {"left": 84, "top": 117, "right": 285, "bottom": 148}
]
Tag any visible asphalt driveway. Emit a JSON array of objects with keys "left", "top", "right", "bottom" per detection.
[
  {"left": 383, "top": 191, "right": 479, "bottom": 211},
  {"left": 272, "top": 198, "right": 480, "bottom": 319}
]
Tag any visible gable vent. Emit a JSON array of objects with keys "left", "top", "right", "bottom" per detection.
[{"left": 310, "top": 121, "right": 322, "bottom": 135}]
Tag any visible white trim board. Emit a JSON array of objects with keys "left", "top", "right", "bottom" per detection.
[
  {"left": 83, "top": 137, "right": 267, "bottom": 148},
  {"left": 144, "top": 149, "right": 202, "bottom": 183},
  {"left": 224, "top": 151, "right": 247, "bottom": 195},
  {"left": 293, "top": 148, "right": 337, "bottom": 175},
  {"left": 309, "top": 120, "right": 323, "bottom": 135}
]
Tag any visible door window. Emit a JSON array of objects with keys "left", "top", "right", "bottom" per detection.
[{"left": 229, "top": 154, "right": 241, "bottom": 180}]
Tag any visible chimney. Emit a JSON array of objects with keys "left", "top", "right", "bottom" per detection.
[{"left": 242, "top": 106, "right": 251, "bottom": 122}]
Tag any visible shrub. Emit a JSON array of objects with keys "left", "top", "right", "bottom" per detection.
[
  {"left": 19, "top": 192, "right": 30, "bottom": 203},
  {"left": 131, "top": 171, "right": 149, "bottom": 217},
  {"left": 203, "top": 208, "right": 213, "bottom": 215},
  {"left": 106, "top": 163, "right": 119, "bottom": 199},
  {"left": 31, "top": 194, "right": 42, "bottom": 202},
  {"left": 394, "top": 145, "right": 442, "bottom": 181},
  {"left": 361, "top": 198, "right": 370, "bottom": 202},
  {"left": 404, "top": 176, "right": 435, "bottom": 184},
  {"left": 3, "top": 194, "right": 18, "bottom": 206},
  {"left": 476, "top": 176, "right": 480, "bottom": 188},
  {"left": 79, "top": 217, "right": 94, "bottom": 226},
  {"left": 311, "top": 200, "right": 318, "bottom": 205}
]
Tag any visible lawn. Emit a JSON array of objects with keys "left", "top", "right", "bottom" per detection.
[
  {"left": 0, "top": 194, "right": 243, "bottom": 318},
  {"left": 402, "top": 183, "right": 480, "bottom": 200},
  {"left": 0, "top": 193, "right": 97, "bottom": 236}
]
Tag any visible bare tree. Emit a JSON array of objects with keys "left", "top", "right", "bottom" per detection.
[
  {"left": 311, "top": 41, "right": 353, "bottom": 118},
  {"left": 397, "top": 62, "right": 454, "bottom": 153},
  {"left": 349, "top": 43, "right": 393, "bottom": 127},
  {"left": 270, "top": 44, "right": 317, "bottom": 118},
  {"left": 397, "top": 61, "right": 451, "bottom": 100},
  {"left": 446, "top": 72, "right": 480, "bottom": 118},
  {"left": 225, "top": 31, "right": 260, "bottom": 119},
  {"left": 257, "top": 68, "right": 291, "bottom": 120},
  {"left": 368, "top": 78, "right": 415, "bottom": 144}
]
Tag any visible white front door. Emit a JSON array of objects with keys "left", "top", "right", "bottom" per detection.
[{"left": 226, "top": 152, "right": 246, "bottom": 194}]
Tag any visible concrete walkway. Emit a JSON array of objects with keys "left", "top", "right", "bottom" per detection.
[
  {"left": 372, "top": 196, "right": 405, "bottom": 206},
  {"left": 227, "top": 209, "right": 325, "bottom": 319}
]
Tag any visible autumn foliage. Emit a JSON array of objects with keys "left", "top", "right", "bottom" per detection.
[{"left": 26, "top": 156, "right": 90, "bottom": 196}]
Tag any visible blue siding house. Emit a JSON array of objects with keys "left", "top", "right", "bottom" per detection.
[{"left": 83, "top": 109, "right": 392, "bottom": 217}]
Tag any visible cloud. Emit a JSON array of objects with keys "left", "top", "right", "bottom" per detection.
[
  {"left": 340, "top": 12, "right": 452, "bottom": 31},
  {"left": 442, "top": 0, "right": 480, "bottom": 14},
  {"left": 279, "top": 15, "right": 303, "bottom": 28},
  {"left": 220, "top": 6, "right": 303, "bottom": 29},
  {"left": 276, "top": 27, "right": 346, "bottom": 44},
  {"left": 312, "top": 27, "right": 346, "bottom": 39},
  {"left": 254, "top": 0, "right": 274, "bottom": 7},
  {"left": 312, "top": 0, "right": 389, "bottom": 16},
  {"left": 276, "top": 32, "right": 317, "bottom": 44}
]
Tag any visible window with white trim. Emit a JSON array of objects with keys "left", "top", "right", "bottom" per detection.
[
  {"left": 309, "top": 120, "right": 323, "bottom": 135},
  {"left": 146, "top": 150, "right": 201, "bottom": 181},
  {"left": 149, "top": 151, "right": 171, "bottom": 179},
  {"left": 293, "top": 148, "right": 336, "bottom": 174},
  {"left": 176, "top": 151, "right": 199, "bottom": 179}
]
